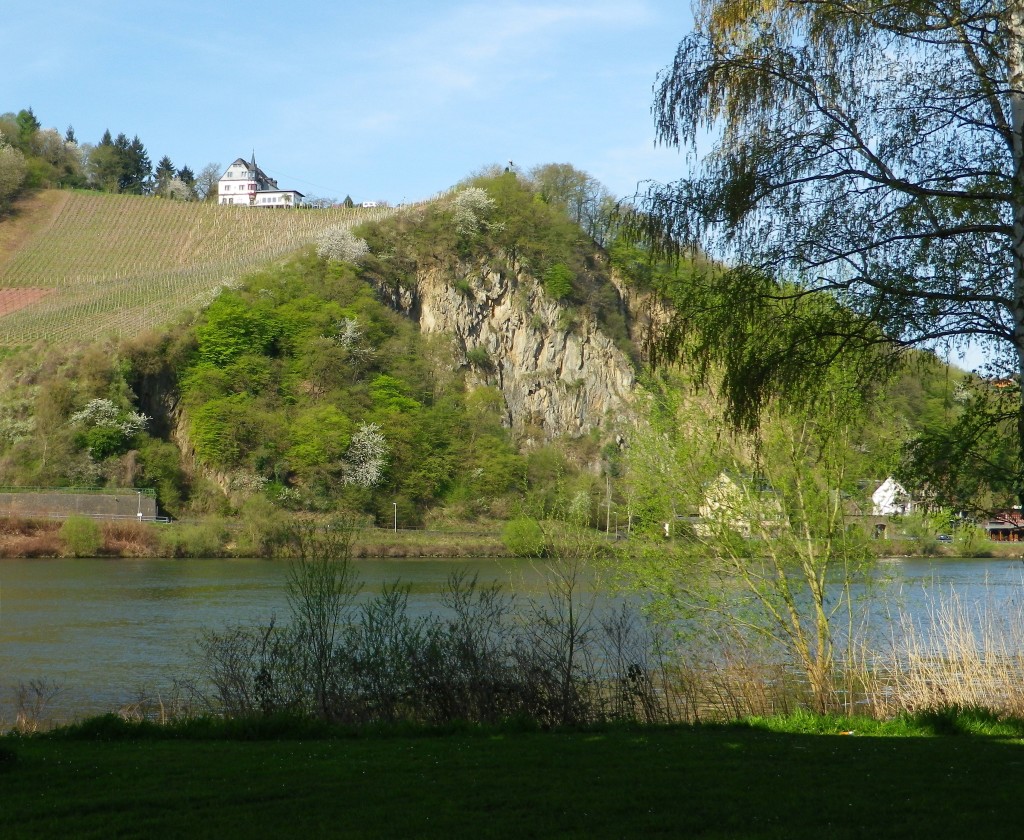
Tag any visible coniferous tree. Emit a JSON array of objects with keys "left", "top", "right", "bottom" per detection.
[{"left": 154, "top": 155, "right": 175, "bottom": 196}]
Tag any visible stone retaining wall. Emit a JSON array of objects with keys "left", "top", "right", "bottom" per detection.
[{"left": 0, "top": 492, "right": 158, "bottom": 520}]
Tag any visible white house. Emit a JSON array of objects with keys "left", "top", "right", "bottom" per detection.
[
  {"left": 870, "top": 476, "right": 915, "bottom": 516},
  {"left": 697, "top": 472, "right": 784, "bottom": 538},
  {"left": 217, "top": 155, "right": 303, "bottom": 208}
]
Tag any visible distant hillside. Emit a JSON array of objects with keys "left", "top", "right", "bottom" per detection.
[{"left": 0, "top": 190, "right": 392, "bottom": 347}]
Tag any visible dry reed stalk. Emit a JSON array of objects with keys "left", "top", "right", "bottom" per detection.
[
  {"left": 867, "top": 587, "right": 1024, "bottom": 717},
  {"left": 0, "top": 532, "right": 63, "bottom": 558}
]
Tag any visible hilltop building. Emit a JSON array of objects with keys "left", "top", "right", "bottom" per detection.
[{"left": 217, "top": 155, "right": 303, "bottom": 208}]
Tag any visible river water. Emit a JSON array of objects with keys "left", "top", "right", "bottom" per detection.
[{"left": 1, "top": 555, "right": 1023, "bottom": 724}]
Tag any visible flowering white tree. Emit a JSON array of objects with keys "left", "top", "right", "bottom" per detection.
[
  {"left": 163, "top": 177, "right": 195, "bottom": 201},
  {"left": 452, "top": 187, "right": 496, "bottom": 236},
  {"left": 343, "top": 422, "right": 388, "bottom": 488},
  {"left": 70, "top": 398, "right": 148, "bottom": 436},
  {"left": 316, "top": 225, "right": 370, "bottom": 263}
]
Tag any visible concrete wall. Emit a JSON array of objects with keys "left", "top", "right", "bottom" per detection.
[{"left": 0, "top": 492, "right": 158, "bottom": 520}]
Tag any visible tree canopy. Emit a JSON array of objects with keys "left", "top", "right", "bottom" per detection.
[{"left": 637, "top": 0, "right": 1024, "bottom": 503}]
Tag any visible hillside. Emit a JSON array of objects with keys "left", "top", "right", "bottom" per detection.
[
  {"left": 0, "top": 190, "right": 391, "bottom": 347},
  {"left": 0, "top": 173, "right": 986, "bottom": 532}
]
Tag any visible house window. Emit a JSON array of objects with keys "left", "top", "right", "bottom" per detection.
[{"left": 224, "top": 184, "right": 231, "bottom": 191}]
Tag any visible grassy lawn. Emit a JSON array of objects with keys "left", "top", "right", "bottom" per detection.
[{"left": 3, "top": 717, "right": 1024, "bottom": 838}]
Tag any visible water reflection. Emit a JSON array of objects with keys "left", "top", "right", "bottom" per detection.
[
  {"left": 1, "top": 555, "right": 1022, "bottom": 723},
  {"left": 0, "top": 557, "right": 546, "bottom": 722}
]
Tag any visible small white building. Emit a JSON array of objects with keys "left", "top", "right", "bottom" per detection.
[
  {"left": 697, "top": 472, "right": 784, "bottom": 538},
  {"left": 217, "top": 155, "right": 303, "bottom": 208},
  {"left": 871, "top": 476, "right": 915, "bottom": 516}
]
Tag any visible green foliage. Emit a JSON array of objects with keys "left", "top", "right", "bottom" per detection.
[
  {"left": 79, "top": 425, "right": 128, "bottom": 460},
  {"left": 196, "top": 295, "right": 283, "bottom": 367},
  {"left": 368, "top": 374, "right": 421, "bottom": 413},
  {"left": 542, "top": 263, "right": 574, "bottom": 299},
  {"left": 619, "top": 387, "right": 876, "bottom": 712},
  {"left": 136, "top": 437, "right": 188, "bottom": 514},
  {"left": 169, "top": 255, "right": 525, "bottom": 521},
  {"left": 60, "top": 515, "right": 102, "bottom": 557},
  {"left": 502, "top": 516, "right": 547, "bottom": 557},
  {"left": 464, "top": 346, "right": 490, "bottom": 369},
  {"left": 900, "top": 378, "right": 1019, "bottom": 512},
  {"left": 189, "top": 395, "right": 252, "bottom": 468},
  {"left": 158, "top": 519, "right": 228, "bottom": 557}
]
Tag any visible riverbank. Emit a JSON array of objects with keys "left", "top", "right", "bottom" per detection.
[
  {"left": 0, "top": 516, "right": 513, "bottom": 559},
  {"left": 3, "top": 513, "right": 1024, "bottom": 559},
  {"left": 3, "top": 711, "right": 1023, "bottom": 838}
]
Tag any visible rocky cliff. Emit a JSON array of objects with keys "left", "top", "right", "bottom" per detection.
[{"left": 374, "top": 258, "right": 636, "bottom": 441}]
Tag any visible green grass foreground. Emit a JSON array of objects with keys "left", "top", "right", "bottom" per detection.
[{"left": 3, "top": 712, "right": 1024, "bottom": 838}]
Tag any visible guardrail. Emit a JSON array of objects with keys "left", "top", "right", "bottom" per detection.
[
  {"left": 0, "top": 511, "right": 170, "bottom": 523},
  {"left": 0, "top": 486, "right": 156, "bottom": 497}
]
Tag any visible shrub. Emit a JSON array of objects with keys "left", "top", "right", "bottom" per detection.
[
  {"left": 502, "top": 516, "right": 546, "bottom": 557},
  {"left": 543, "top": 263, "right": 574, "bottom": 299},
  {"left": 158, "top": 520, "right": 228, "bottom": 557},
  {"left": 316, "top": 225, "right": 370, "bottom": 263},
  {"left": 60, "top": 516, "right": 103, "bottom": 557},
  {"left": 465, "top": 346, "right": 491, "bottom": 369}
]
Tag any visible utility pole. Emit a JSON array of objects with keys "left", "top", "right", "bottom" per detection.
[{"left": 605, "top": 473, "right": 611, "bottom": 533}]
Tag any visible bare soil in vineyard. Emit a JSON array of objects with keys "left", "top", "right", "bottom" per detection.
[{"left": 0, "top": 288, "right": 54, "bottom": 317}]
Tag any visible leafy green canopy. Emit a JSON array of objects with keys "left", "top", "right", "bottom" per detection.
[
  {"left": 634, "top": 0, "right": 1024, "bottom": 500},
  {"left": 178, "top": 252, "right": 525, "bottom": 522}
]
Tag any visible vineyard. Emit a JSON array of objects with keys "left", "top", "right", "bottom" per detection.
[{"left": 0, "top": 191, "right": 395, "bottom": 347}]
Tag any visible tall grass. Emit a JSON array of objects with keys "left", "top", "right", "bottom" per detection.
[{"left": 866, "top": 587, "right": 1024, "bottom": 717}]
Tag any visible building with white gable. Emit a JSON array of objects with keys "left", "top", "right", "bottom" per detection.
[
  {"left": 217, "top": 155, "right": 303, "bottom": 208},
  {"left": 871, "top": 476, "right": 915, "bottom": 516}
]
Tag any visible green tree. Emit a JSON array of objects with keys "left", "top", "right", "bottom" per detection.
[
  {"left": 15, "top": 108, "right": 40, "bottom": 147},
  {"left": 529, "top": 163, "right": 616, "bottom": 246},
  {"left": 154, "top": 155, "right": 175, "bottom": 196},
  {"left": 638, "top": 0, "right": 1024, "bottom": 503},
  {"left": 196, "top": 295, "right": 283, "bottom": 366},
  {"left": 0, "top": 139, "right": 27, "bottom": 211},
  {"left": 620, "top": 392, "right": 874, "bottom": 713},
  {"left": 542, "top": 263, "right": 574, "bottom": 300},
  {"left": 60, "top": 516, "right": 103, "bottom": 557}
]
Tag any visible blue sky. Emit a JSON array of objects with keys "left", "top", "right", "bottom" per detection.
[{"left": 4, "top": 0, "right": 694, "bottom": 204}]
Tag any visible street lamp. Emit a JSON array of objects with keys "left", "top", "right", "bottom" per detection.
[{"left": 393, "top": 502, "right": 398, "bottom": 533}]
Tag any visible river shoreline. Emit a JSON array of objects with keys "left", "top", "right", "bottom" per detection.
[{"left": 3, "top": 514, "right": 1024, "bottom": 560}]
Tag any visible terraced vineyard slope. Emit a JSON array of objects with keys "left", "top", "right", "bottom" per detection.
[{"left": 0, "top": 191, "right": 393, "bottom": 347}]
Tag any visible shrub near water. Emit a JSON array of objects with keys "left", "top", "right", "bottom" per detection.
[{"left": 60, "top": 515, "right": 102, "bottom": 557}]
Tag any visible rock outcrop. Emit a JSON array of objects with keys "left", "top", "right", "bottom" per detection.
[{"left": 375, "top": 258, "right": 636, "bottom": 441}]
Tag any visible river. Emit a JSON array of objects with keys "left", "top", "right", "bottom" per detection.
[{"left": 1, "top": 555, "right": 1022, "bottom": 724}]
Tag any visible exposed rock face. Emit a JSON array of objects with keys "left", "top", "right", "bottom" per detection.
[{"left": 377, "top": 259, "right": 636, "bottom": 440}]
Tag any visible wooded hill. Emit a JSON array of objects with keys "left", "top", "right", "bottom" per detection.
[{"left": 0, "top": 172, "right": 978, "bottom": 534}]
